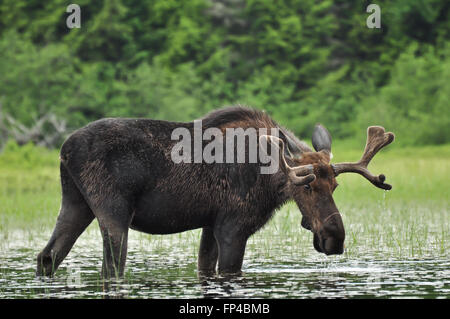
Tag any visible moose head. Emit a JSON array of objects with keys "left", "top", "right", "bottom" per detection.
[{"left": 261, "top": 125, "right": 395, "bottom": 255}]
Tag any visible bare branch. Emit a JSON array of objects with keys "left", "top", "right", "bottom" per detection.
[{"left": 0, "top": 106, "right": 69, "bottom": 148}]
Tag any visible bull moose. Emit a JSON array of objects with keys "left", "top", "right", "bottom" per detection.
[{"left": 36, "top": 106, "right": 394, "bottom": 278}]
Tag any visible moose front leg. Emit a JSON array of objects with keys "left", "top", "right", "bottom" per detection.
[
  {"left": 198, "top": 227, "right": 218, "bottom": 275},
  {"left": 214, "top": 225, "right": 248, "bottom": 275}
]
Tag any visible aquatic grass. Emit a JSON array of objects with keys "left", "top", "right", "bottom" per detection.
[{"left": 0, "top": 143, "right": 448, "bottom": 297}]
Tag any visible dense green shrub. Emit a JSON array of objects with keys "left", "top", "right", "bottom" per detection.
[
  {"left": 0, "top": 0, "right": 448, "bottom": 147},
  {"left": 0, "top": 140, "right": 58, "bottom": 169},
  {"left": 357, "top": 44, "right": 450, "bottom": 145}
]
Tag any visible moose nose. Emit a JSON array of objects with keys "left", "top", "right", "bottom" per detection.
[
  {"left": 320, "top": 213, "right": 345, "bottom": 255},
  {"left": 322, "top": 237, "right": 344, "bottom": 255}
]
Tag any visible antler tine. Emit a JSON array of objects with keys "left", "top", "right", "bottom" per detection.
[
  {"left": 259, "top": 135, "right": 315, "bottom": 186},
  {"left": 332, "top": 126, "right": 395, "bottom": 190},
  {"left": 359, "top": 126, "right": 395, "bottom": 167}
]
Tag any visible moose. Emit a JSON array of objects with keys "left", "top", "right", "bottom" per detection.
[{"left": 36, "top": 106, "right": 394, "bottom": 278}]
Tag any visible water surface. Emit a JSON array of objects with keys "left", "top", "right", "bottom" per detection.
[{"left": 0, "top": 229, "right": 448, "bottom": 298}]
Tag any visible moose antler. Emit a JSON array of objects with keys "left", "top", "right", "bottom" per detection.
[
  {"left": 332, "top": 126, "right": 395, "bottom": 190},
  {"left": 259, "top": 135, "right": 315, "bottom": 185}
]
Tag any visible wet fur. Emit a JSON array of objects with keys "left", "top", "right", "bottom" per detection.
[{"left": 37, "top": 106, "right": 318, "bottom": 277}]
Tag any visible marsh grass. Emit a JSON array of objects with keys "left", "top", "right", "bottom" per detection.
[{"left": 0, "top": 142, "right": 448, "bottom": 261}]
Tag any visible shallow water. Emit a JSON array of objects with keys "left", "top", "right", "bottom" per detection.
[{"left": 0, "top": 229, "right": 448, "bottom": 298}]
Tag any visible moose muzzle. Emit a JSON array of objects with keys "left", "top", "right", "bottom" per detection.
[{"left": 314, "top": 212, "right": 345, "bottom": 255}]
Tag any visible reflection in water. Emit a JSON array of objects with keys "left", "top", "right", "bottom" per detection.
[
  {"left": 199, "top": 274, "right": 250, "bottom": 298},
  {"left": 0, "top": 230, "right": 449, "bottom": 298}
]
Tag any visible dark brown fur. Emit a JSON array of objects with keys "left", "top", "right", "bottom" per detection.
[{"left": 36, "top": 106, "right": 346, "bottom": 278}]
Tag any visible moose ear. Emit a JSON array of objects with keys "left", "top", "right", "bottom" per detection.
[
  {"left": 279, "top": 130, "right": 303, "bottom": 158},
  {"left": 259, "top": 135, "right": 316, "bottom": 186},
  {"left": 312, "top": 124, "right": 332, "bottom": 153}
]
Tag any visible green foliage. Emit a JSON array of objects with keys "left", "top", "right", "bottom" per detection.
[
  {"left": 358, "top": 44, "right": 450, "bottom": 145},
  {"left": 0, "top": 0, "right": 449, "bottom": 147},
  {"left": 0, "top": 140, "right": 59, "bottom": 169},
  {"left": 0, "top": 31, "right": 78, "bottom": 126},
  {"left": 0, "top": 142, "right": 448, "bottom": 230}
]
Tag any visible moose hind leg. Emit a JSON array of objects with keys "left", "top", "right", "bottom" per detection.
[
  {"left": 198, "top": 227, "right": 218, "bottom": 275},
  {"left": 36, "top": 164, "right": 94, "bottom": 276}
]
